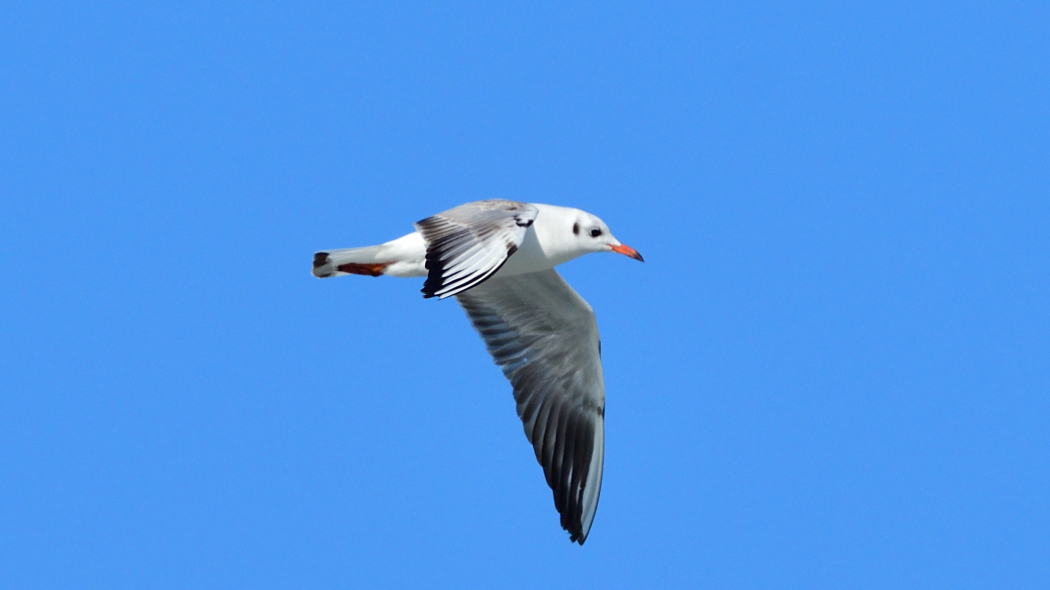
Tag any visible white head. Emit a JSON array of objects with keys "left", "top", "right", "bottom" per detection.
[{"left": 534, "top": 204, "right": 644, "bottom": 266}]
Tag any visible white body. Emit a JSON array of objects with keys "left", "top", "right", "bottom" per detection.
[{"left": 365, "top": 204, "right": 610, "bottom": 278}]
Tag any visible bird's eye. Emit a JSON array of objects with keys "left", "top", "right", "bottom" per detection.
[{"left": 590, "top": 228, "right": 602, "bottom": 238}]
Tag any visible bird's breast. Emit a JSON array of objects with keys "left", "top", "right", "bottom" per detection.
[{"left": 496, "top": 226, "right": 555, "bottom": 278}]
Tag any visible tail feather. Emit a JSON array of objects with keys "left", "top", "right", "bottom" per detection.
[
  {"left": 312, "top": 246, "right": 389, "bottom": 278},
  {"left": 312, "top": 232, "right": 427, "bottom": 279}
]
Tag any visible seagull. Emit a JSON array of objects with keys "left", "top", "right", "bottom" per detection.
[{"left": 311, "top": 199, "right": 643, "bottom": 544}]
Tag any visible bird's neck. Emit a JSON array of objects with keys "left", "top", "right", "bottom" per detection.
[{"left": 532, "top": 204, "right": 586, "bottom": 267}]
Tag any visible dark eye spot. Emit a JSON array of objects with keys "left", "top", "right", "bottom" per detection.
[
  {"left": 573, "top": 222, "right": 579, "bottom": 235},
  {"left": 590, "top": 228, "right": 602, "bottom": 238}
]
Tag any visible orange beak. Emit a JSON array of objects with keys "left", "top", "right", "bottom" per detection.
[{"left": 610, "top": 243, "right": 644, "bottom": 262}]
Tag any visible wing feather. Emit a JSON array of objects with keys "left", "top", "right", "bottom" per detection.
[
  {"left": 415, "top": 200, "right": 538, "bottom": 299},
  {"left": 456, "top": 269, "right": 605, "bottom": 544}
]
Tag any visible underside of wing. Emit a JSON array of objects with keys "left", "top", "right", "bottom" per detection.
[
  {"left": 456, "top": 269, "right": 605, "bottom": 544},
  {"left": 415, "top": 200, "right": 538, "bottom": 299}
]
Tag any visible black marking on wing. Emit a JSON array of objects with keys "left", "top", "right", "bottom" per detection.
[
  {"left": 415, "top": 200, "right": 537, "bottom": 299},
  {"left": 418, "top": 218, "right": 520, "bottom": 298}
]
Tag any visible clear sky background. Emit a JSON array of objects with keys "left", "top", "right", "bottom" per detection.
[{"left": 2, "top": 2, "right": 1048, "bottom": 588}]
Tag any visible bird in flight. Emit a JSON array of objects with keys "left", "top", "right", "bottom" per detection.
[{"left": 312, "top": 199, "right": 643, "bottom": 544}]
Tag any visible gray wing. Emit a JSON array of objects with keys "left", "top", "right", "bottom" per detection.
[
  {"left": 414, "top": 199, "right": 539, "bottom": 299},
  {"left": 456, "top": 269, "right": 605, "bottom": 545}
]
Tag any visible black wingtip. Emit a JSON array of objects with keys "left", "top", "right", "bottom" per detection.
[{"left": 421, "top": 256, "right": 444, "bottom": 298}]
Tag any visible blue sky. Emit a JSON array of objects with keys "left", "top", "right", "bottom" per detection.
[{"left": 2, "top": 1, "right": 1048, "bottom": 588}]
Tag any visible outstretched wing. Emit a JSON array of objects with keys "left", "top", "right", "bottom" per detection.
[
  {"left": 456, "top": 269, "right": 605, "bottom": 544},
  {"left": 414, "top": 199, "right": 538, "bottom": 299}
]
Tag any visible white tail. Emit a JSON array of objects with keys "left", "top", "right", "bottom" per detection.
[
  {"left": 312, "top": 246, "right": 389, "bottom": 278},
  {"left": 312, "top": 232, "right": 428, "bottom": 279}
]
